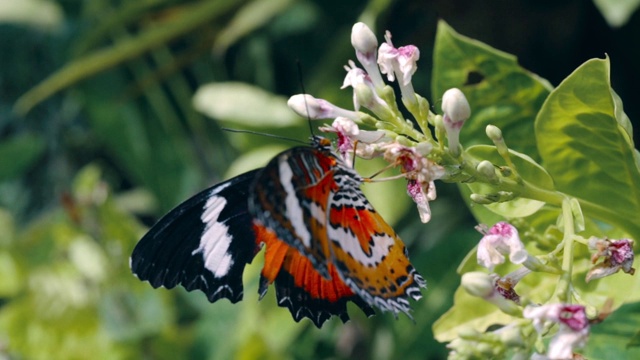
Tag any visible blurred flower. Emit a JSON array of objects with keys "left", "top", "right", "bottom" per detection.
[
  {"left": 586, "top": 237, "right": 635, "bottom": 282},
  {"left": 461, "top": 272, "right": 521, "bottom": 316},
  {"left": 524, "top": 304, "right": 589, "bottom": 359},
  {"left": 476, "top": 222, "right": 528, "bottom": 271}
]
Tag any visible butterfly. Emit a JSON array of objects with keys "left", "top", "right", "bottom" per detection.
[{"left": 130, "top": 136, "right": 426, "bottom": 327}]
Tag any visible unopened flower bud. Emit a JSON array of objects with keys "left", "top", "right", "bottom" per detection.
[
  {"left": 351, "top": 22, "right": 378, "bottom": 55},
  {"left": 442, "top": 88, "right": 470, "bottom": 156},
  {"left": 287, "top": 94, "right": 357, "bottom": 120},
  {"left": 462, "top": 272, "right": 494, "bottom": 298},
  {"left": 477, "top": 160, "right": 498, "bottom": 183}
]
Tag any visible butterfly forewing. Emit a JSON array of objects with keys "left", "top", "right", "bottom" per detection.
[
  {"left": 131, "top": 170, "right": 260, "bottom": 303},
  {"left": 249, "top": 146, "right": 338, "bottom": 278}
]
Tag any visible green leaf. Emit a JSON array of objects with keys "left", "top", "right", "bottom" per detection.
[
  {"left": 584, "top": 302, "right": 640, "bottom": 358},
  {"left": 0, "top": 133, "right": 46, "bottom": 181},
  {"left": 433, "top": 286, "right": 516, "bottom": 342},
  {"left": 535, "top": 57, "right": 640, "bottom": 239},
  {"left": 465, "top": 145, "right": 554, "bottom": 218},
  {"left": 193, "top": 82, "right": 301, "bottom": 128},
  {"left": 14, "top": 0, "right": 240, "bottom": 115},
  {"left": 432, "top": 20, "right": 552, "bottom": 162},
  {"left": 213, "top": 0, "right": 294, "bottom": 54}
]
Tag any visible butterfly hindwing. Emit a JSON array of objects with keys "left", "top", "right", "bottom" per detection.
[
  {"left": 327, "top": 176, "right": 426, "bottom": 315},
  {"left": 255, "top": 224, "right": 375, "bottom": 327},
  {"left": 131, "top": 170, "right": 261, "bottom": 303}
]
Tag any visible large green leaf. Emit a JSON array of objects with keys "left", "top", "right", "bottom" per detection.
[
  {"left": 432, "top": 20, "right": 552, "bottom": 162},
  {"left": 535, "top": 57, "right": 640, "bottom": 239},
  {"left": 584, "top": 302, "right": 640, "bottom": 358}
]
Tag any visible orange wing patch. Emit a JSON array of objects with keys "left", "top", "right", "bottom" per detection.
[
  {"left": 254, "top": 224, "right": 374, "bottom": 327},
  {"left": 327, "top": 190, "right": 426, "bottom": 315}
]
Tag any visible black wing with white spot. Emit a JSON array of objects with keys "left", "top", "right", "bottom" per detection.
[{"left": 130, "top": 170, "right": 261, "bottom": 303}]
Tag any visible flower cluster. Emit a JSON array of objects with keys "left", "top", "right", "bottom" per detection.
[
  {"left": 286, "top": 21, "right": 637, "bottom": 360},
  {"left": 288, "top": 22, "right": 467, "bottom": 223}
]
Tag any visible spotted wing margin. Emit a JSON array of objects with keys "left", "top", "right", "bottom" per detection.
[
  {"left": 326, "top": 176, "right": 426, "bottom": 316},
  {"left": 254, "top": 224, "right": 374, "bottom": 328},
  {"left": 131, "top": 170, "right": 261, "bottom": 303},
  {"left": 249, "top": 147, "right": 340, "bottom": 279}
]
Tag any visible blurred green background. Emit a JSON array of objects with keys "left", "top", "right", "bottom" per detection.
[{"left": 1, "top": 0, "right": 639, "bottom": 359}]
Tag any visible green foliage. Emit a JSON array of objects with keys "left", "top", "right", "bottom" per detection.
[
  {"left": 2, "top": 1, "right": 639, "bottom": 359},
  {"left": 431, "top": 19, "right": 640, "bottom": 358},
  {"left": 431, "top": 21, "right": 552, "bottom": 162},
  {"left": 535, "top": 57, "right": 640, "bottom": 239}
]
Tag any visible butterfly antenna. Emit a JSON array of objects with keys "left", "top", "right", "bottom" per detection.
[
  {"left": 296, "top": 60, "right": 316, "bottom": 139},
  {"left": 221, "top": 128, "right": 307, "bottom": 145}
]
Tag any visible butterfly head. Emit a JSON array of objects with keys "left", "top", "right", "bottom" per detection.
[{"left": 311, "top": 135, "right": 333, "bottom": 151}]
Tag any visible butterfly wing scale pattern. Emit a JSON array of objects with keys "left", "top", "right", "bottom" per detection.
[
  {"left": 132, "top": 140, "right": 426, "bottom": 327},
  {"left": 131, "top": 170, "right": 261, "bottom": 303},
  {"left": 327, "top": 173, "right": 426, "bottom": 315}
]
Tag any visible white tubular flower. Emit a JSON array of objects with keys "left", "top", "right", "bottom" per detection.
[
  {"left": 377, "top": 30, "right": 419, "bottom": 102},
  {"left": 382, "top": 143, "right": 443, "bottom": 223},
  {"left": 287, "top": 94, "right": 358, "bottom": 120},
  {"left": 461, "top": 272, "right": 521, "bottom": 316},
  {"left": 476, "top": 222, "right": 528, "bottom": 271},
  {"left": 351, "top": 22, "right": 385, "bottom": 89},
  {"left": 586, "top": 237, "right": 635, "bottom": 282},
  {"left": 441, "top": 88, "right": 470, "bottom": 156},
  {"left": 523, "top": 304, "right": 590, "bottom": 360},
  {"left": 342, "top": 61, "right": 388, "bottom": 111},
  {"left": 320, "top": 117, "right": 385, "bottom": 166}
]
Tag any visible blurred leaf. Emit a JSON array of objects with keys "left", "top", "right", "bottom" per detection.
[
  {"left": 593, "top": 0, "right": 640, "bottom": 27},
  {"left": 535, "top": 57, "right": 640, "bottom": 239},
  {"left": 433, "top": 285, "right": 516, "bottom": 342},
  {"left": 584, "top": 302, "right": 640, "bottom": 358},
  {"left": 213, "top": 0, "right": 294, "bottom": 54},
  {"left": 432, "top": 20, "right": 552, "bottom": 162},
  {"left": 14, "top": 0, "right": 242, "bottom": 115},
  {"left": 193, "top": 82, "right": 301, "bottom": 128},
  {"left": 0, "top": 0, "right": 63, "bottom": 30},
  {"left": 0, "top": 133, "right": 46, "bottom": 180},
  {"left": 466, "top": 145, "right": 554, "bottom": 218}
]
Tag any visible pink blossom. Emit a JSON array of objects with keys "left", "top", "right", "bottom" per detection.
[
  {"left": 524, "top": 304, "right": 589, "bottom": 359},
  {"left": 476, "top": 222, "right": 528, "bottom": 271},
  {"left": 586, "top": 237, "right": 635, "bottom": 282}
]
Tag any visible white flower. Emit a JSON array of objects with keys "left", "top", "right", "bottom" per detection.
[
  {"left": 524, "top": 304, "right": 589, "bottom": 360},
  {"left": 476, "top": 222, "right": 528, "bottom": 271},
  {"left": 319, "top": 117, "right": 385, "bottom": 166},
  {"left": 287, "top": 94, "right": 358, "bottom": 120},
  {"left": 350, "top": 22, "right": 385, "bottom": 89},
  {"left": 377, "top": 31, "right": 420, "bottom": 86},
  {"left": 382, "top": 143, "right": 443, "bottom": 223},
  {"left": 342, "top": 61, "right": 387, "bottom": 111},
  {"left": 377, "top": 30, "right": 419, "bottom": 102}
]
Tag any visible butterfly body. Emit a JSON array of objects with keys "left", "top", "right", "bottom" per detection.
[{"left": 131, "top": 137, "right": 425, "bottom": 327}]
